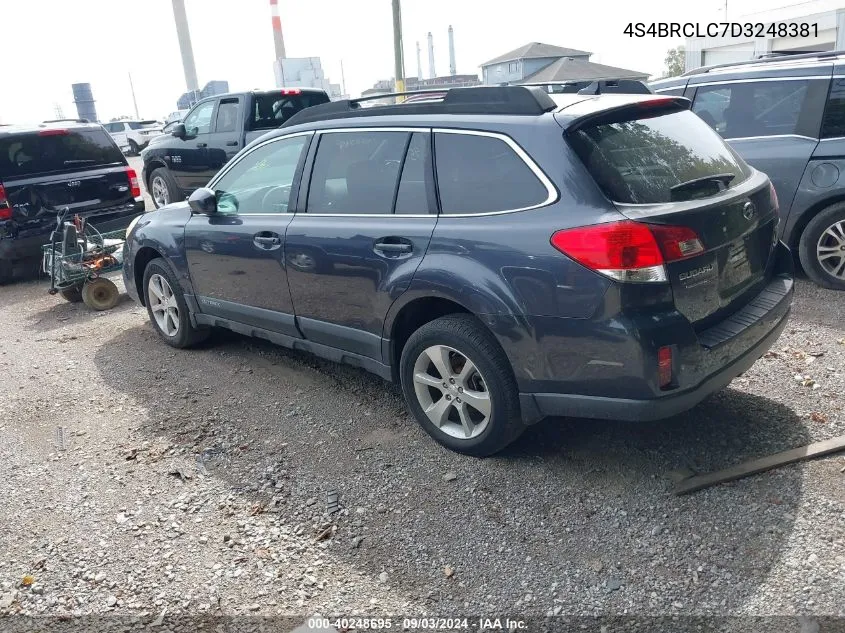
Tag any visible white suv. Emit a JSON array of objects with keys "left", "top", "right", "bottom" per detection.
[{"left": 103, "top": 120, "right": 163, "bottom": 155}]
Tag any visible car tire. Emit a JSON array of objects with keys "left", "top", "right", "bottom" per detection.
[
  {"left": 59, "top": 285, "right": 83, "bottom": 303},
  {"left": 128, "top": 140, "right": 140, "bottom": 156},
  {"left": 149, "top": 168, "right": 180, "bottom": 209},
  {"left": 798, "top": 202, "right": 845, "bottom": 290},
  {"left": 142, "top": 257, "right": 209, "bottom": 348},
  {"left": 399, "top": 313, "right": 524, "bottom": 457}
]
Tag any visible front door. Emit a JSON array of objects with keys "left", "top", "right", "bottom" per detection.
[
  {"left": 172, "top": 99, "right": 217, "bottom": 192},
  {"left": 690, "top": 77, "right": 828, "bottom": 227},
  {"left": 185, "top": 132, "right": 312, "bottom": 337},
  {"left": 285, "top": 129, "right": 437, "bottom": 360}
]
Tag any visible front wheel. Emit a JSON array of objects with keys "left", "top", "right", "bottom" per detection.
[
  {"left": 142, "top": 257, "right": 209, "bottom": 348},
  {"left": 799, "top": 202, "right": 845, "bottom": 290},
  {"left": 399, "top": 314, "right": 524, "bottom": 457},
  {"left": 149, "top": 168, "right": 180, "bottom": 209}
]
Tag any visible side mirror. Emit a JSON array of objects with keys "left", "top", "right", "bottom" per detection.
[
  {"left": 171, "top": 123, "right": 187, "bottom": 138},
  {"left": 188, "top": 188, "right": 217, "bottom": 215}
]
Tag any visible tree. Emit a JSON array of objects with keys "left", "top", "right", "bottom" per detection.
[{"left": 663, "top": 46, "right": 686, "bottom": 78}]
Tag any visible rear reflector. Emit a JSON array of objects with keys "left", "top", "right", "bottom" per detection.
[
  {"left": 0, "top": 184, "right": 10, "bottom": 220},
  {"left": 551, "top": 221, "right": 704, "bottom": 283},
  {"left": 658, "top": 346, "right": 673, "bottom": 389},
  {"left": 126, "top": 167, "right": 141, "bottom": 198},
  {"left": 38, "top": 128, "right": 69, "bottom": 136}
]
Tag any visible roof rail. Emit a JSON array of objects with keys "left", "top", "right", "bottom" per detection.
[
  {"left": 42, "top": 118, "right": 91, "bottom": 124},
  {"left": 682, "top": 49, "right": 844, "bottom": 76},
  {"left": 281, "top": 86, "right": 558, "bottom": 127},
  {"left": 576, "top": 79, "right": 651, "bottom": 95}
]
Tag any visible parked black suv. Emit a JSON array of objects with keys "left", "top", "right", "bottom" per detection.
[
  {"left": 0, "top": 120, "right": 144, "bottom": 283},
  {"left": 123, "top": 86, "right": 793, "bottom": 456},
  {"left": 651, "top": 50, "right": 845, "bottom": 289},
  {"left": 141, "top": 88, "right": 330, "bottom": 209}
]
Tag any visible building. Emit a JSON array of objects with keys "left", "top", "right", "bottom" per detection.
[
  {"left": 360, "top": 74, "right": 481, "bottom": 105},
  {"left": 480, "top": 42, "right": 647, "bottom": 86},
  {"left": 273, "top": 57, "right": 344, "bottom": 100},
  {"left": 685, "top": 0, "right": 845, "bottom": 71},
  {"left": 177, "top": 80, "right": 230, "bottom": 110}
]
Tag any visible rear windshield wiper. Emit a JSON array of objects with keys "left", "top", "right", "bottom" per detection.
[
  {"left": 63, "top": 159, "right": 97, "bottom": 165},
  {"left": 670, "top": 173, "right": 735, "bottom": 195}
]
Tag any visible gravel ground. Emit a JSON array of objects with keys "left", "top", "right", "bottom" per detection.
[{"left": 0, "top": 174, "right": 844, "bottom": 628}]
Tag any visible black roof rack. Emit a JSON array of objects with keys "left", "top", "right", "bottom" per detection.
[
  {"left": 576, "top": 79, "right": 651, "bottom": 95},
  {"left": 281, "top": 86, "right": 557, "bottom": 127},
  {"left": 682, "top": 49, "right": 845, "bottom": 76},
  {"left": 42, "top": 118, "right": 91, "bottom": 124}
]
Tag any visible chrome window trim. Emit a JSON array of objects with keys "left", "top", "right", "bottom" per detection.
[
  {"left": 723, "top": 133, "right": 818, "bottom": 141},
  {"left": 690, "top": 75, "right": 829, "bottom": 87}
]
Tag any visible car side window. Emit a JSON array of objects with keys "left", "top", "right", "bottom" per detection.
[
  {"left": 215, "top": 99, "right": 239, "bottom": 134},
  {"left": 183, "top": 101, "right": 215, "bottom": 136},
  {"left": 692, "top": 80, "right": 810, "bottom": 138},
  {"left": 395, "top": 132, "right": 430, "bottom": 214},
  {"left": 434, "top": 132, "right": 548, "bottom": 214},
  {"left": 212, "top": 135, "right": 309, "bottom": 214},
  {"left": 306, "top": 131, "right": 408, "bottom": 214},
  {"left": 821, "top": 78, "right": 845, "bottom": 138}
]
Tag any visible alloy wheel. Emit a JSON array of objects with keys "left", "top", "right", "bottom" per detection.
[
  {"left": 151, "top": 176, "right": 170, "bottom": 207},
  {"left": 412, "top": 345, "right": 492, "bottom": 440},
  {"left": 148, "top": 273, "right": 180, "bottom": 337},
  {"left": 816, "top": 220, "right": 845, "bottom": 279}
]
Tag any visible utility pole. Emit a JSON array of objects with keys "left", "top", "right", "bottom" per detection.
[
  {"left": 391, "top": 0, "right": 405, "bottom": 99},
  {"left": 128, "top": 72, "right": 140, "bottom": 119},
  {"left": 340, "top": 59, "right": 347, "bottom": 98}
]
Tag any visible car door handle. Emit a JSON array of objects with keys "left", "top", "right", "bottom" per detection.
[
  {"left": 253, "top": 234, "right": 282, "bottom": 250},
  {"left": 226, "top": 141, "right": 239, "bottom": 147},
  {"left": 197, "top": 142, "right": 207, "bottom": 148},
  {"left": 374, "top": 241, "right": 412, "bottom": 253}
]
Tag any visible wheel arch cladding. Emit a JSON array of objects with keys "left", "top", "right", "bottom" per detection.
[
  {"left": 146, "top": 161, "right": 168, "bottom": 188},
  {"left": 787, "top": 194, "right": 845, "bottom": 249},
  {"left": 133, "top": 246, "right": 164, "bottom": 306}
]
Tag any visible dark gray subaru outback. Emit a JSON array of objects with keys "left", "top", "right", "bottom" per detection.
[{"left": 122, "top": 86, "right": 793, "bottom": 456}]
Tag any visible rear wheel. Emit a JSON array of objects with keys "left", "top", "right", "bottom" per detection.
[
  {"left": 150, "top": 168, "right": 179, "bottom": 209},
  {"left": 81, "top": 278, "right": 119, "bottom": 310},
  {"left": 128, "top": 139, "right": 140, "bottom": 156},
  {"left": 142, "top": 257, "right": 209, "bottom": 348},
  {"left": 399, "top": 314, "right": 524, "bottom": 457},
  {"left": 59, "top": 284, "right": 83, "bottom": 303},
  {"left": 799, "top": 202, "right": 845, "bottom": 290}
]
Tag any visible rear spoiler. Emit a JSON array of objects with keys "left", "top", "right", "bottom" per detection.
[{"left": 563, "top": 96, "right": 691, "bottom": 133}]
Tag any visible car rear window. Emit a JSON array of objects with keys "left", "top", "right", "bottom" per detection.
[
  {"left": 0, "top": 129, "right": 124, "bottom": 178},
  {"left": 251, "top": 92, "right": 330, "bottom": 131},
  {"left": 568, "top": 109, "right": 751, "bottom": 204}
]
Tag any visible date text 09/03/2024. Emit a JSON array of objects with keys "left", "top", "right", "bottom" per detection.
[
  {"left": 624, "top": 22, "right": 819, "bottom": 38},
  {"left": 306, "top": 617, "right": 528, "bottom": 629}
]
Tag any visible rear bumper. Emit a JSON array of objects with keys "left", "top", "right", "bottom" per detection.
[
  {"left": 521, "top": 295, "right": 790, "bottom": 422},
  {"left": 0, "top": 200, "right": 145, "bottom": 262}
]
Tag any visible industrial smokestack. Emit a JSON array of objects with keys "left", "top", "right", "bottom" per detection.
[
  {"left": 427, "top": 32, "right": 436, "bottom": 79},
  {"left": 448, "top": 25, "right": 456, "bottom": 75},
  {"left": 416, "top": 41, "right": 423, "bottom": 81},
  {"left": 72, "top": 83, "right": 97, "bottom": 123},
  {"left": 269, "top": 0, "right": 286, "bottom": 60},
  {"left": 171, "top": 0, "right": 199, "bottom": 93}
]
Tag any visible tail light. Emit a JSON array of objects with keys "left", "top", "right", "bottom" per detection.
[
  {"left": 658, "top": 346, "right": 673, "bottom": 389},
  {"left": 126, "top": 167, "right": 141, "bottom": 198},
  {"left": 0, "top": 183, "right": 10, "bottom": 221},
  {"left": 38, "top": 129, "right": 69, "bottom": 136},
  {"left": 550, "top": 220, "right": 704, "bottom": 283}
]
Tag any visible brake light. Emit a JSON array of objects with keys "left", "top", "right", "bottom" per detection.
[
  {"left": 550, "top": 220, "right": 704, "bottom": 283},
  {"left": 637, "top": 97, "right": 676, "bottom": 108},
  {"left": 126, "top": 167, "right": 141, "bottom": 198},
  {"left": 38, "top": 129, "right": 69, "bottom": 136},
  {"left": 658, "top": 346, "right": 673, "bottom": 389},
  {"left": 0, "top": 184, "right": 10, "bottom": 221},
  {"left": 769, "top": 182, "right": 779, "bottom": 212},
  {"left": 280, "top": 88, "right": 302, "bottom": 95}
]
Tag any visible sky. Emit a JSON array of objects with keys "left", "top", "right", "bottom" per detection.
[{"left": 0, "top": 0, "right": 831, "bottom": 125}]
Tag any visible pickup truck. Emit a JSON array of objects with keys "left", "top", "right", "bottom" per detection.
[{"left": 140, "top": 88, "right": 330, "bottom": 208}]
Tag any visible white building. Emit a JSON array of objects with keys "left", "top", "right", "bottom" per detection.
[
  {"left": 686, "top": 0, "right": 845, "bottom": 71},
  {"left": 273, "top": 57, "right": 344, "bottom": 100}
]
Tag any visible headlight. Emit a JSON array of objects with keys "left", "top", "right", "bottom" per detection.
[{"left": 126, "top": 214, "right": 143, "bottom": 237}]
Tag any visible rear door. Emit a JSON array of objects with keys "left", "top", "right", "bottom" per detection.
[
  {"left": 285, "top": 128, "right": 437, "bottom": 360},
  {"left": 184, "top": 132, "right": 312, "bottom": 336},
  {"left": 0, "top": 127, "right": 133, "bottom": 226},
  {"left": 689, "top": 74, "right": 830, "bottom": 219},
  {"left": 566, "top": 106, "right": 779, "bottom": 327}
]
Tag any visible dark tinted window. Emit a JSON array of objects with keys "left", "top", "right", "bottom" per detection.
[
  {"left": 434, "top": 132, "right": 548, "bottom": 214},
  {"left": 692, "top": 80, "right": 810, "bottom": 138},
  {"left": 395, "top": 132, "right": 429, "bottom": 214},
  {"left": 215, "top": 100, "right": 240, "bottom": 133},
  {"left": 0, "top": 129, "right": 124, "bottom": 178},
  {"left": 654, "top": 86, "right": 686, "bottom": 96},
  {"left": 307, "top": 131, "right": 407, "bottom": 214},
  {"left": 213, "top": 135, "right": 308, "bottom": 214},
  {"left": 251, "top": 92, "right": 330, "bottom": 131},
  {"left": 569, "top": 110, "right": 750, "bottom": 204},
  {"left": 821, "top": 78, "right": 845, "bottom": 138}
]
